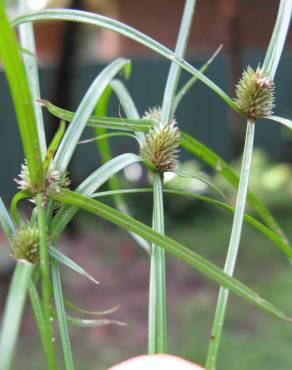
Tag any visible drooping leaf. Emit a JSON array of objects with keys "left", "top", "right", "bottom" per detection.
[
  {"left": 181, "top": 132, "right": 288, "bottom": 242},
  {"left": 48, "top": 188, "right": 291, "bottom": 321},
  {"left": 90, "top": 188, "right": 292, "bottom": 260},
  {"left": 49, "top": 246, "right": 99, "bottom": 285},
  {"left": 38, "top": 99, "right": 152, "bottom": 132},
  {"left": 12, "top": 9, "right": 241, "bottom": 113},
  {"left": 266, "top": 115, "right": 292, "bottom": 130},
  {"left": 64, "top": 299, "right": 119, "bottom": 316},
  {"left": 50, "top": 153, "right": 142, "bottom": 242}
]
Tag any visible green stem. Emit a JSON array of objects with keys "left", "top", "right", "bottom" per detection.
[
  {"left": 36, "top": 193, "right": 57, "bottom": 370},
  {"left": 149, "top": 0, "right": 197, "bottom": 353},
  {"left": 206, "top": 120, "right": 255, "bottom": 370},
  {"left": 148, "top": 173, "right": 167, "bottom": 353},
  {"left": 28, "top": 279, "right": 54, "bottom": 369}
]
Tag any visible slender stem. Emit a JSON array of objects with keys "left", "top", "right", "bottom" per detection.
[
  {"left": 149, "top": 0, "right": 196, "bottom": 353},
  {"left": 148, "top": 173, "right": 166, "bottom": 353},
  {"left": 36, "top": 193, "right": 58, "bottom": 370},
  {"left": 28, "top": 279, "right": 53, "bottom": 367},
  {"left": 206, "top": 120, "right": 255, "bottom": 370}
]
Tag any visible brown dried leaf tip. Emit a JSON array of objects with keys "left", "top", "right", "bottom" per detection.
[
  {"left": 139, "top": 107, "right": 181, "bottom": 172},
  {"left": 235, "top": 65, "right": 275, "bottom": 120}
]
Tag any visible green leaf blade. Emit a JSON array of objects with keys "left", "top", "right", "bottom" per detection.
[
  {"left": 0, "top": 3, "right": 44, "bottom": 190},
  {"left": 48, "top": 188, "right": 290, "bottom": 321},
  {"left": 54, "top": 58, "right": 131, "bottom": 173},
  {"left": 0, "top": 262, "right": 34, "bottom": 370},
  {"left": 12, "top": 9, "right": 241, "bottom": 113}
]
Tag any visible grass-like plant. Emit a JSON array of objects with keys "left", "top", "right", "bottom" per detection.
[{"left": 0, "top": 0, "right": 292, "bottom": 369}]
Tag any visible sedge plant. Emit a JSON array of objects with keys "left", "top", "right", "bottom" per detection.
[{"left": 0, "top": 0, "right": 292, "bottom": 369}]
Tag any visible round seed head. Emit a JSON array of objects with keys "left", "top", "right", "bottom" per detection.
[
  {"left": 235, "top": 66, "right": 275, "bottom": 120},
  {"left": 139, "top": 108, "right": 181, "bottom": 172},
  {"left": 11, "top": 221, "right": 40, "bottom": 264}
]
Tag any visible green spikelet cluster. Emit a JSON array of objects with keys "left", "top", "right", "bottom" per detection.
[
  {"left": 235, "top": 66, "right": 275, "bottom": 120},
  {"left": 140, "top": 107, "right": 181, "bottom": 172},
  {"left": 11, "top": 222, "right": 40, "bottom": 264}
]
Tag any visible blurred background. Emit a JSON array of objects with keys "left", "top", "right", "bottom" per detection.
[{"left": 1, "top": 0, "right": 292, "bottom": 369}]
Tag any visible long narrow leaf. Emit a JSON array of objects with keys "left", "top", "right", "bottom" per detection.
[
  {"left": 49, "top": 246, "right": 99, "bottom": 285},
  {"left": 110, "top": 79, "right": 144, "bottom": 143},
  {"left": 0, "top": 262, "right": 34, "bottom": 370},
  {"left": 48, "top": 188, "right": 291, "bottom": 321},
  {"left": 90, "top": 188, "right": 292, "bottom": 260},
  {"left": 54, "top": 58, "right": 131, "bottom": 172},
  {"left": 111, "top": 79, "right": 140, "bottom": 119},
  {"left": 173, "top": 169, "right": 225, "bottom": 199},
  {"left": 51, "top": 259, "right": 75, "bottom": 370},
  {"left": 38, "top": 99, "right": 153, "bottom": 132},
  {"left": 18, "top": 0, "right": 47, "bottom": 158},
  {"left": 12, "top": 9, "right": 241, "bottom": 113},
  {"left": 161, "top": 0, "right": 196, "bottom": 123},
  {"left": 0, "top": 197, "right": 15, "bottom": 238},
  {"left": 266, "top": 115, "right": 292, "bottom": 130},
  {"left": 181, "top": 132, "right": 288, "bottom": 242},
  {"left": 66, "top": 316, "right": 126, "bottom": 328},
  {"left": 263, "top": 0, "right": 292, "bottom": 77},
  {"left": 38, "top": 99, "right": 287, "bottom": 243},
  {"left": 0, "top": 3, "right": 44, "bottom": 190},
  {"left": 10, "top": 190, "right": 31, "bottom": 225},
  {"left": 64, "top": 299, "right": 119, "bottom": 316},
  {"left": 174, "top": 44, "right": 223, "bottom": 111},
  {"left": 107, "top": 80, "right": 149, "bottom": 251},
  {"left": 50, "top": 153, "right": 142, "bottom": 241}
]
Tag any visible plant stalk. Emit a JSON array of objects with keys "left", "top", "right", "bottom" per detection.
[
  {"left": 148, "top": 0, "right": 196, "bottom": 353},
  {"left": 148, "top": 172, "right": 167, "bottom": 353},
  {"left": 206, "top": 120, "right": 255, "bottom": 369},
  {"left": 36, "top": 193, "right": 58, "bottom": 370}
]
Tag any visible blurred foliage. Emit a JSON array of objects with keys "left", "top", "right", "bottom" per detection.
[{"left": 214, "top": 149, "right": 292, "bottom": 210}]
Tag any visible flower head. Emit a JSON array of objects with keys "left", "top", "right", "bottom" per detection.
[
  {"left": 235, "top": 65, "right": 275, "bottom": 120},
  {"left": 11, "top": 221, "right": 40, "bottom": 264},
  {"left": 15, "top": 160, "right": 70, "bottom": 193},
  {"left": 139, "top": 107, "right": 181, "bottom": 172}
]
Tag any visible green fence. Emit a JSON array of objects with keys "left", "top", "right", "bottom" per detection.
[{"left": 1, "top": 56, "right": 292, "bottom": 201}]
